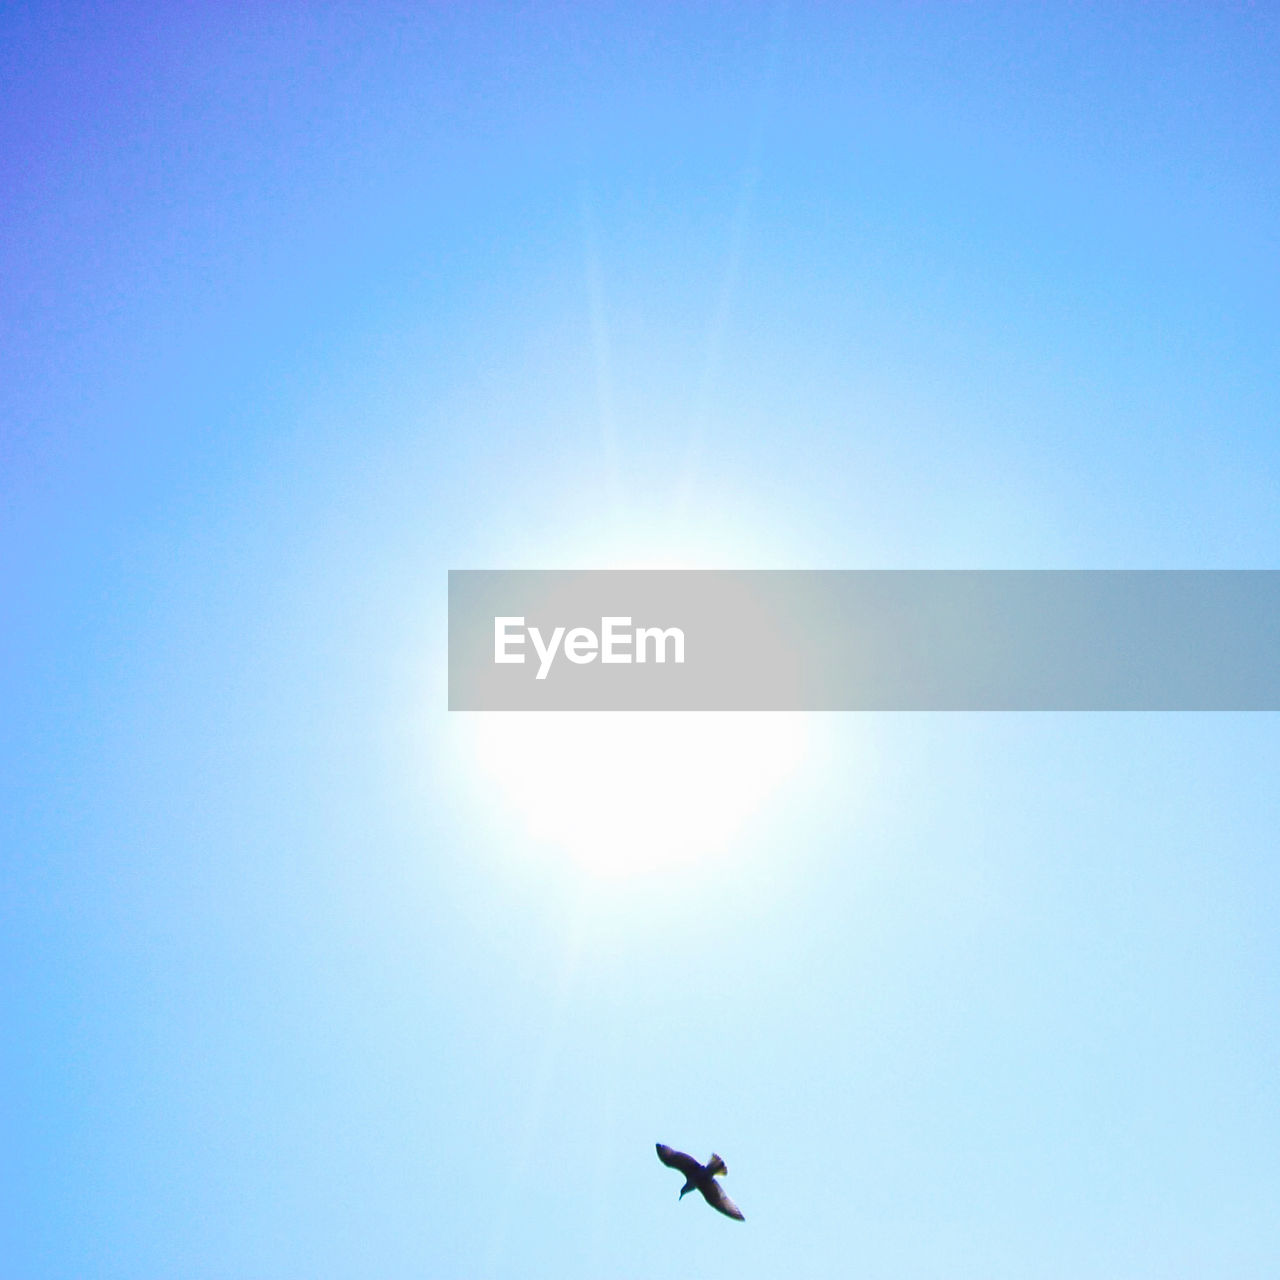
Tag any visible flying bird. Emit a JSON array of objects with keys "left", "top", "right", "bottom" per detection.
[{"left": 655, "top": 1143, "right": 746, "bottom": 1221}]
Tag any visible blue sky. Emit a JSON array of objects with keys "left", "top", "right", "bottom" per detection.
[{"left": 3, "top": 5, "right": 1279, "bottom": 1277}]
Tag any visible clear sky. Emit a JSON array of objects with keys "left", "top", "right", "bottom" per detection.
[{"left": 3, "top": 4, "right": 1278, "bottom": 1277}]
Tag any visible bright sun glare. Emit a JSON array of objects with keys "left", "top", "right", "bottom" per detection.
[
  {"left": 470, "top": 712, "right": 807, "bottom": 877},
  {"left": 461, "top": 521, "right": 814, "bottom": 878}
]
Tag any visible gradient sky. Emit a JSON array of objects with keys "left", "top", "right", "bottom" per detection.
[{"left": 3, "top": 5, "right": 1279, "bottom": 1277}]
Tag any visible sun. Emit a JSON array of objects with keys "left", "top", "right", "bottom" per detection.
[
  {"left": 458, "top": 508, "right": 814, "bottom": 878},
  {"left": 469, "top": 711, "right": 807, "bottom": 878}
]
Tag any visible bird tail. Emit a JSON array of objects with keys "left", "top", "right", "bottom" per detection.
[{"left": 706, "top": 1153, "right": 727, "bottom": 1178}]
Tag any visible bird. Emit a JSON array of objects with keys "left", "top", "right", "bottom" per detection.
[{"left": 655, "top": 1143, "right": 746, "bottom": 1221}]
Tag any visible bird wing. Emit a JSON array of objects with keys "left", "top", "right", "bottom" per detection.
[
  {"left": 699, "top": 1178, "right": 745, "bottom": 1221},
  {"left": 656, "top": 1143, "right": 702, "bottom": 1178}
]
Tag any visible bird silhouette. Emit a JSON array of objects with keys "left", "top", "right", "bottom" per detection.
[{"left": 655, "top": 1143, "right": 746, "bottom": 1220}]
